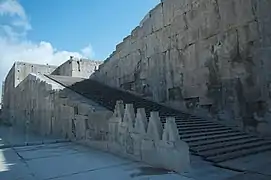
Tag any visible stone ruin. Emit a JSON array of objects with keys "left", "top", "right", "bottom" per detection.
[
  {"left": 3, "top": 0, "right": 271, "bottom": 175},
  {"left": 81, "top": 100, "right": 190, "bottom": 173}
]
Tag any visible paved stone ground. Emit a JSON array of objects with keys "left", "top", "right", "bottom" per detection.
[
  {"left": 0, "top": 126, "right": 190, "bottom": 180},
  {"left": 0, "top": 125, "right": 270, "bottom": 180},
  {"left": 218, "top": 151, "right": 271, "bottom": 180}
]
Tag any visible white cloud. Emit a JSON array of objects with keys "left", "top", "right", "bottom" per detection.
[
  {"left": 81, "top": 44, "right": 95, "bottom": 58},
  {"left": 0, "top": 0, "right": 31, "bottom": 34},
  {"left": 0, "top": 0, "right": 27, "bottom": 19},
  {"left": 0, "top": 0, "right": 95, "bottom": 105}
]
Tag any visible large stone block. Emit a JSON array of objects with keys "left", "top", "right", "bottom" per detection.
[
  {"left": 183, "top": 43, "right": 197, "bottom": 71},
  {"left": 198, "top": 1, "right": 220, "bottom": 39},
  {"left": 157, "top": 141, "right": 190, "bottom": 173},
  {"left": 87, "top": 110, "right": 113, "bottom": 140},
  {"left": 234, "top": 0, "right": 255, "bottom": 25},
  {"left": 141, "top": 14, "right": 153, "bottom": 37},
  {"left": 150, "top": 4, "right": 164, "bottom": 32},
  {"left": 74, "top": 114, "right": 88, "bottom": 140},
  {"left": 145, "top": 33, "right": 159, "bottom": 58},
  {"left": 162, "top": 0, "right": 175, "bottom": 26},
  {"left": 170, "top": 13, "right": 188, "bottom": 36},
  {"left": 147, "top": 112, "right": 163, "bottom": 141},
  {"left": 134, "top": 108, "right": 148, "bottom": 134},
  {"left": 141, "top": 138, "right": 161, "bottom": 166},
  {"left": 217, "top": 0, "right": 237, "bottom": 29}
]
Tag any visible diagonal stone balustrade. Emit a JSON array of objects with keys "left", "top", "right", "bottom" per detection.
[{"left": 81, "top": 100, "right": 190, "bottom": 173}]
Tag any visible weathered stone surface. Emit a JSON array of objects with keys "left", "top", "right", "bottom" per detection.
[
  {"left": 151, "top": 4, "right": 164, "bottom": 32},
  {"left": 147, "top": 112, "right": 163, "bottom": 141},
  {"left": 122, "top": 104, "right": 135, "bottom": 131},
  {"left": 91, "top": 0, "right": 271, "bottom": 135},
  {"left": 162, "top": 117, "right": 179, "bottom": 142},
  {"left": 106, "top": 102, "right": 190, "bottom": 173},
  {"left": 134, "top": 108, "right": 147, "bottom": 134}
]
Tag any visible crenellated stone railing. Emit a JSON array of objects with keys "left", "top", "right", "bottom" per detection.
[{"left": 80, "top": 100, "right": 190, "bottom": 173}]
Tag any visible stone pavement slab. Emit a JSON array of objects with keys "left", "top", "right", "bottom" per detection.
[
  {"left": 181, "top": 156, "right": 239, "bottom": 180},
  {"left": 1, "top": 125, "right": 271, "bottom": 180},
  {"left": 225, "top": 172, "right": 271, "bottom": 180},
  {"left": 0, "top": 125, "right": 192, "bottom": 180},
  {"left": 0, "top": 126, "right": 60, "bottom": 148},
  {"left": 0, "top": 142, "right": 193, "bottom": 180},
  {"left": 0, "top": 148, "right": 36, "bottom": 180},
  {"left": 218, "top": 151, "right": 271, "bottom": 178},
  {"left": 50, "top": 164, "right": 192, "bottom": 180}
]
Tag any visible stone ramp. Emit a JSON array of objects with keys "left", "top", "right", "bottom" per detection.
[{"left": 46, "top": 75, "right": 271, "bottom": 163}]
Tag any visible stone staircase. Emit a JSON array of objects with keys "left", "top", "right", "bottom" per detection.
[{"left": 47, "top": 75, "right": 271, "bottom": 163}]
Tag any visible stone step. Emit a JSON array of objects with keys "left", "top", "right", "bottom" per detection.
[
  {"left": 188, "top": 134, "right": 253, "bottom": 148},
  {"left": 180, "top": 129, "right": 236, "bottom": 139},
  {"left": 179, "top": 127, "right": 231, "bottom": 135},
  {"left": 190, "top": 116, "right": 204, "bottom": 119},
  {"left": 177, "top": 124, "right": 225, "bottom": 131},
  {"left": 163, "top": 121, "right": 216, "bottom": 127},
  {"left": 200, "top": 140, "right": 271, "bottom": 157},
  {"left": 183, "top": 132, "right": 245, "bottom": 143},
  {"left": 193, "top": 137, "right": 260, "bottom": 153},
  {"left": 160, "top": 115, "right": 191, "bottom": 122},
  {"left": 177, "top": 123, "right": 222, "bottom": 128},
  {"left": 176, "top": 121, "right": 217, "bottom": 126},
  {"left": 159, "top": 117, "right": 207, "bottom": 123},
  {"left": 177, "top": 118, "right": 207, "bottom": 122},
  {"left": 206, "top": 144, "right": 271, "bottom": 163},
  {"left": 161, "top": 118, "right": 208, "bottom": 124}
]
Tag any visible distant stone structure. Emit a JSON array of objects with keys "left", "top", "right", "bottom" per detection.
[
  {"left": 51, "top": 57, "right": 101, "bottom": 78},
  {"left": 2, "top": 58, "right": 102, "bottom": 124},
  {"left": 91, "top": 0, "right": 271, "bottom": 135},
  {"left": 3, "top": 62, "right": 57, "bottom": 123}
]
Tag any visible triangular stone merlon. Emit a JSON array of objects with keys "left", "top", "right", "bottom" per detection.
[
  {"left": 123, "top": 104, "right": 135, "bottom": 130},
  {"left": 113, "top": 100, "right": 124, "bottom": 119},
  {"left": 134, "top": 108, "right": 148, "bottom": 134},
  {"left": 162, "top": 117, "right": 180, "bottom": 142},
  {"left": 147, "top": 111, "right": 163, "bottom": 141}
]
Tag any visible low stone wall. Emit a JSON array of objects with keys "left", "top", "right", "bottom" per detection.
[{"left": 78, "top": 100, "right": 190, "bottom": 173}]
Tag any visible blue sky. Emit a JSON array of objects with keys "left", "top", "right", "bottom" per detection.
[
  {"left": 0, "top": 0, "right": 160, "bottom": 104},
  {"left": 20, "top": 0, "right": 159, "bottom": 60}
]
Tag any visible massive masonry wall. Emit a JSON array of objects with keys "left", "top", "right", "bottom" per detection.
[{"left": 91, "top": 0, "right": 271, "bottom": 131}]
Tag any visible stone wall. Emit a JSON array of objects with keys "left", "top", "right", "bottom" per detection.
[
  {"left": 11, "top": 73, "right": 108, "bottom": 137},
  {"left": 91, "top": 0, "right": 271, "bottom": 133},
  {"left": 3, "top": 62, "right": 57, "bottom": 122},
  {"left": 51, "top": 58, "right": 102, "bottom": 78},
  {"left": 3, "top": 59, "right": 101, "bottom": 123},
  {"left": 1, "top": 81, "right": 4, "bottom": 109}
]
